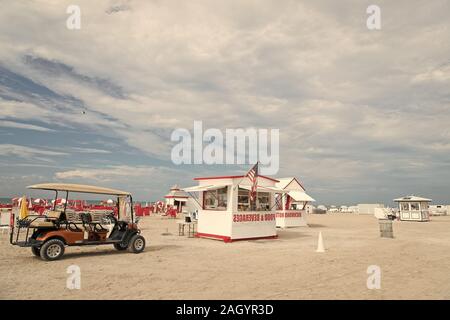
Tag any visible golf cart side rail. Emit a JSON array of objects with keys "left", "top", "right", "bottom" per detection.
[{"left": 10, "top": 214, "right": 41, "bottom": 245}]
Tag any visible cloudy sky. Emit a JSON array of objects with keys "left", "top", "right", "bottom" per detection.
[{"left": 0, "top": 0, "right": 449, "bottom": 204}]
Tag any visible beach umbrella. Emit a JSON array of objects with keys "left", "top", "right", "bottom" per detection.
[
  {"left": 19, "top": 195, "right": 29, "bottom": 220},
  {"left": 33, "top": 198, "right": 45, "bottom": 204},
  {"left": 54, "top": 198, "right": 66, "bottom": 205}
]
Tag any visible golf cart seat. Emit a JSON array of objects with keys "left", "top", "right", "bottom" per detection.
[
  {"left": 29, "top": 220, "right": 55, "bottom": 228},
  {"left": 46, "top": 211, "right": 63, "bottom": 220},
  {"left": 80, "top": 212, "right": 105, "bottom": 231},
  {"left": 29, "top": 211, "right": 62, "bottom": 228}
]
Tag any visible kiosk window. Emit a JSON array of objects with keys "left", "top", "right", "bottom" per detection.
[
  {"left": 203, "top": 187, "right": 228, "bottom": 210},
  {"left": 410, "top": 202, "right": 420, "bottom": 210},
  {"left": 238, "top": 188, "right": 271, "bottom": 211}
]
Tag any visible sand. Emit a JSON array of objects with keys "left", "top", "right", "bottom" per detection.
[{"left": 1, "top": 214, "right": 449, "bottom": 300}]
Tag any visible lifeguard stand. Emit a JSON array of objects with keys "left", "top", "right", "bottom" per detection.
[{"left": 394, "top": 195, "right": 431, "bottom": 222}]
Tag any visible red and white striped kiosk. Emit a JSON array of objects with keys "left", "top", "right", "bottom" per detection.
[
  {"left": 183, "top": 174, "right": 287, "bottom": 242},
  {"left": 275, "top": 177, "right": 315, "bottom": 228}
]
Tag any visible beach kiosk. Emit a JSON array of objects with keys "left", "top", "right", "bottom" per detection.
[
  {"left": 183, "top": 174, "right": 287, "bottom": 242},
  {"left": 394, "top": 195, "right": 431, "bottom": 222},
  {"left": 164, "top": 185, "right": 190, "bottom": 213},
  {"left": 275, "top": 177, "right": 315, "bottom": 228}
]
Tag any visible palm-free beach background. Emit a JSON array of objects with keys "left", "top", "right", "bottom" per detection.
[
  {"left": 1, "top": 0, "right": 450, "bottom": 204},
  {"left": 1, "top": 214, "right": 449, "bottom": 299}
]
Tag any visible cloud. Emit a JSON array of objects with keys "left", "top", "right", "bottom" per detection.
[
  {"left": 412, "top": 63, "right": 450, "bottom": 83},
  {"left": 0, "top": 144, "right": 68, "bottom": 162},
  {"left": 105, "top": 1, "right": 131, "bottom": 15},
  {"left": 23, "top": 54, "right": 127, "bottom": 99},
  {"left": 0, "top": 1, "right": 449, "bottom": 203},
  {"left": 55, "top": 165, "right": 158, "bottom": 180},
  {"left": 53, "top": 165, "right": 189, "bottom": 199},
  {"left": 69, "top": 147, "right": 111, "bottom": 154},
  {"left": 0, "top": 120, "right": 55, "bottom": 132}
]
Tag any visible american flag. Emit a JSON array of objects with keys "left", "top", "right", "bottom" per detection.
[{"left": 245, "top": 162, "right": 259, "bottom": 202}]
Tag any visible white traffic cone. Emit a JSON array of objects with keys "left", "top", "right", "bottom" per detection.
[{"left": 316, "top": 231, "right": 325, "bottom": 253}]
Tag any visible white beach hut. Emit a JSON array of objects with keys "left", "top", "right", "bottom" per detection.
[
  {"left": 348, "top": 205, "right": 359, "bottom": 213},
  {"left": 164, "top": 185, "right": 190, "bottom": 213},
  {"left": 183, "top": 174, "right": 286, "bottom": 242},
  {"left": 394, "top": 195, "right": 431, "bottom": 222},
  {"left": 357, "top": 203, "right": 384, "bottom": 215},
  {"left": 429, "top": 205, "right": 448, "bottom": 216},
  {"left": 305, "top": 204, "right": 315, "bottom": 214},
  {"left": 274, "top": 177, "right": 315, "bottom": 228}
]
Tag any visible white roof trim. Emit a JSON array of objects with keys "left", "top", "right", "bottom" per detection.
[
  {"left": 393, "top": 196, "right": 432, "bottom": 202},
  {"left": 288, "top": 190, "right": 316, "bottom": 202},
  {"left": 239, "top": 185, "right": 288, "bottom": 193},
  {"left": 173, "top": 198, "right": 188, "bottom": 202},
  {"left": 182, "top": 185, "right": 230, "bottom": 192}
]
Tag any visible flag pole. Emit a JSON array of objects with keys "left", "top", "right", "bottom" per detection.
[{"left": 233, "top": 161, "right": 259, "bottom": 190}]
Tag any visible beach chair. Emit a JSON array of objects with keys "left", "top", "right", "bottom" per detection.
[{"left": 167, "top": 208, "right": 177, "bottom": 219}]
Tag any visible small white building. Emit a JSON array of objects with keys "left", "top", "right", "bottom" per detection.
[
  {"left": 274, "top": 177, "right": 315, "bottom": 228},
  {"left": 183, "top": 174, "right": 286, "bottom": 242},
  {"left": 394, "top": 195, "right": 431, "bottom": 222},
  {"left": 429, "top": 205, "right": 448, "bottom": 216},
  {"left": 328, "top": 205, "right": 339, "bottom": 213},
  {"left": 164, "top": 185, "right": 190, "bottom": 213},
  {"left": 348, "top": 206, "right": 359, "bottom": 213},
  {"left": 357, "top": 203, "right": 384, "bottom": 215},
  {"left": 305, "top": 204, "right": 315, "bottom": 214}
]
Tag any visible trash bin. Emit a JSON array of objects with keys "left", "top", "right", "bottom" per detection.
[{"left": 379, "top": 219, "right": 394, "bottom": 238}]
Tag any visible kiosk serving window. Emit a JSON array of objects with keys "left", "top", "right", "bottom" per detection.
[
  {"left": 238, "top": 188, "right": 250, "bottom": 211},
  {"left": 410, "top": 202, "right": 420, "bottom": 210},
  {"left": 203, "top": 187, "right": 228, "bottom": 210},
  {"left": 257, "top": 192, "right": 270, "bottom": 211},
  {"left": 238, "top": 188, "right": 271, "bottom": 211}
]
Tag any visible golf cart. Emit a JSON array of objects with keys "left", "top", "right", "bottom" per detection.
[{"left": 10, "top": 183, "right": 146, "bottom": 261}]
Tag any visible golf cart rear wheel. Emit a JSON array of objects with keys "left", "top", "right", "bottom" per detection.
[
  {"left": 40, "top": 239, "right": 65, "bottom": 261},
  {"left": 31, "top": 246, "right": 41, "bottom": 257},
  {"left": 128, "top": 234, "right": 145, "bottom": 253},
  {"left": 113, "top": 242, "right": 128, "bottom": 251}
]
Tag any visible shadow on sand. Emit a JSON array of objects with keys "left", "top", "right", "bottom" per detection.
[
  {"left": 53, "top": 244, "right": 181, "bottom": 260},
  {"left": 306, "top": 223, "right": 326, "bottom": 228},
  {"left": 276, "top": 230, "right": 312, "bottom": 240},
  {"left": 146, "top": 244, "right": 181, "bottom": 252}
]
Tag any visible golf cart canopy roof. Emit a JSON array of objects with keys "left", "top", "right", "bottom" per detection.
[{"left": 27, "top": 183, "right": 131, "bottom": 196}]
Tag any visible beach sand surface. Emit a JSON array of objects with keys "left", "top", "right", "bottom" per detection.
[{"left": 1, "top": 214, "right": 449, "bottom": 299}]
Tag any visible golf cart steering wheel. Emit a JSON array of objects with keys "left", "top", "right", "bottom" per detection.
[{"left": 105, "top": 211, "right": 117, "bottom": 224}]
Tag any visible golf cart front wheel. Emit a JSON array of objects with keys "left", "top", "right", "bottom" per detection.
[
  {"left": 31, "top": 246, "right": 41, "bottom": 257},
  {"left": 128, "top": 234, "right": 145, "bottom": 253},
  {"left": 40, "top": 239, "right": 65, "bottom": 261}
]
